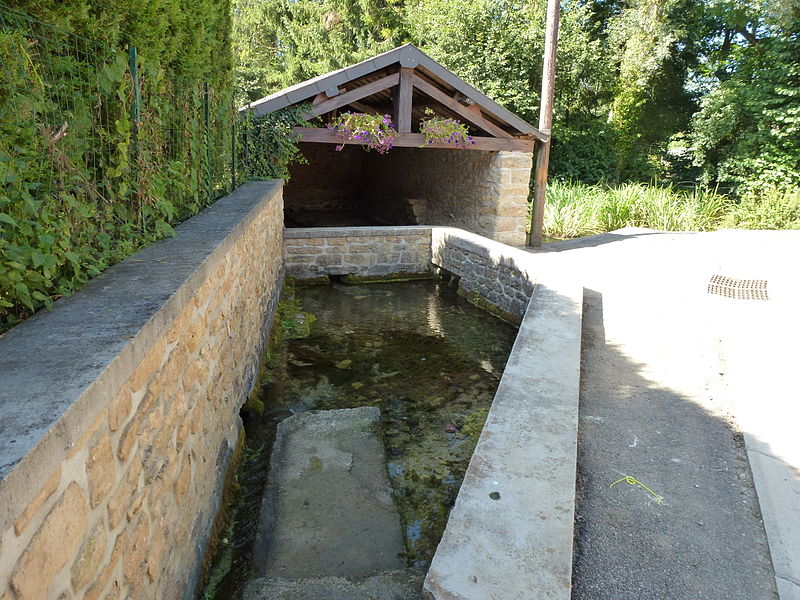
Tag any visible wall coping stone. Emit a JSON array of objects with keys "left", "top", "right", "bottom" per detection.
[
  {"left": 285, "top": 226, "right": 431, "bottom": 239},
  {"left": 431, "top": 226, "right": 535, "bottom": 275},
  {"left": 0, "top": 181, "right": 282, "bottom": 522},
  {"left": 424, "top": 273, "right": 583, "bottom": 600}
]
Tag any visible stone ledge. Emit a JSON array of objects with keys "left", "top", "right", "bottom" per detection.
[
  {"left": 424, "top": 276, "right": 583, "bottom": 600},
  {"left": 285, "top": 226, "right": 432, "bottom": 239},
  {"left": 431, "top": 227, "right": 534, "bottom": 273},
  {"left": 0, "top": 181, "right": 282, "bottom": 513}
]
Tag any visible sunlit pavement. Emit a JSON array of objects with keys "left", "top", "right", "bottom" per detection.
[{"left": 529, "top": 228, "right": 799, "bottom": 599}]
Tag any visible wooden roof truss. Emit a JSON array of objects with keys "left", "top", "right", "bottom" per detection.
[{"left": 242, "top": 45, "right": 547, "bottom": 153}]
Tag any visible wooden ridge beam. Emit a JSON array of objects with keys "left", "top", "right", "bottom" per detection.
[
  {"left": 301, "top": 73, "right": 400, "bottom": 119},
  {"left": 410, "top": 74, "right": 513, "bottom": 139},
  {"left": 292, "top": 127, "right": 534, "bottom": 152}
]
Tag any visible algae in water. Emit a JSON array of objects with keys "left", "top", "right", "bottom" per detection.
[{"left": 203, "top": 279, "right": 517, "bottom": 599}]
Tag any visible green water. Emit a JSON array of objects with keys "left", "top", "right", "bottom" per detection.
[{"left": 203, "top": 279, "right": 517, "bottom": 599}]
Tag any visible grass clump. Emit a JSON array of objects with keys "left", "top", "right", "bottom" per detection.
[
  {"left": 543, "top": 180, "right": 731, "bottom": 239},
  {"left": 542, "top": 180, "right": 800, "bottom": 239}
]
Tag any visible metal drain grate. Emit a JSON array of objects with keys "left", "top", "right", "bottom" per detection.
[{"left": 707, "top": 275, "right": 769, "bottom": 300}]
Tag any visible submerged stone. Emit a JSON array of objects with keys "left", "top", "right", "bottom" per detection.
[
  {"left": 243, "top": 569, "right": 426, "bottom": 600},
  {"left": 250, "top": 407, "right": 405, "bottom": 582}
]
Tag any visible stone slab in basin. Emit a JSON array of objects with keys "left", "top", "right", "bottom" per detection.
[
  {"left": 250, "top": 407, "right": 406, "bottom": 580},
  {"left": 243, "top": 569, "right": 425, "bottom": 600}
]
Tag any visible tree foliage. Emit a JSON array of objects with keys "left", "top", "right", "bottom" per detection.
[
  {"left": 234, "top": 0, "right": 405, "bottom": 104},
  {"left": 233, "top": 0, "right": 799, "bottom": 197},
  {"left": 689, "top": 1, "right": 800, "bottom": 195}
]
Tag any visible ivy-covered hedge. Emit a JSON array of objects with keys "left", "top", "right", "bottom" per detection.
[{"left": 0, "top": 1, "right": 234, "bottom": 332}]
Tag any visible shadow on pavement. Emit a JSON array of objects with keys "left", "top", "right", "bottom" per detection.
[{"left": 570, "top": 287, "right": 779, "bottom": 600}]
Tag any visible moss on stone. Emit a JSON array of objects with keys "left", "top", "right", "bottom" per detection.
[
  {"left": 241, "top": 281, "right": 316, "bottom": 418},
  {"left": 289, "top": 275, "right": 331, "bottom": 286},
  {"left": 457, "top": 288, "right": 522, "bottom": 327},
  {"left": 341, "top": 272, "right": 434, "bottom": 285},
  {"left": 199, "top": 426, "right": 245, "bottom": 598}
]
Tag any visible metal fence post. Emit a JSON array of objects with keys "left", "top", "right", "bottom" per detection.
[
  {"left": 203, "top": 81, "right": 211, "bottom": 203},
  {"left": 128, "top": 46, "right": 142, "bottom": 229},
  {"left": 243, "top": 108, "right": 250, "bottom": 179},
  {"left": 231, "top": 119, "right": 236, "bottom": 192},
  {"left": 128, "top": 46, "right": 140, "bottom": 155}
]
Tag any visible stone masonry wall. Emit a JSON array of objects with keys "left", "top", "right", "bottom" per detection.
[
  {"left": 0, "top": 182, "right": 284, "bottom": 600},
  {"left": 284, "top": 226, "right": 432, "bottom": 280},
  {"left": 283, "top": 225, "right": 534, "bottom": 322},
  {"left": 362, "top": 148, "right": 533, "bottom": 246},
  {"left": 284, "top": 143, "right": 365, "bottom": 218},
  {"left": 431, "top": 227, "right": 535, "bottom": 321}
]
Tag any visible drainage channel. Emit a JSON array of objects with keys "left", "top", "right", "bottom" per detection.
[{"left": 201, "top": 278, "right": 518, "bottom": 599}]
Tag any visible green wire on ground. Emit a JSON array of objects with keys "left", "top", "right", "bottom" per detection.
[{"left": 609, "top": 475, "right": 664, "bottom": 505}]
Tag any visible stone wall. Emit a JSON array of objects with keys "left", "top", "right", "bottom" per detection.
[
  {"left": 283, "top": 225, "right": 535, "bottom": 322},
  {"left": 0, "top": 181, "right": 284, "bottom": 600},
  {"left": 362, "top": 148, "right": 533, "bottom": 245},
  {"left": 284, "top": 143, "right": 365, "bottom": 220},
  {"left": 430, "top": 227, "right": 536, "bottom": 322},
  {"left": 283, "top": 143, "right": 532, "bottom": 243},
  {"left": 284, "top": 226, "right": 432, "bottom": 280}
]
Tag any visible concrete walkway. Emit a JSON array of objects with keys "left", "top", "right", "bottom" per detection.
[{"left": 530, "top": 228, "right": 799, "bottom": 599}]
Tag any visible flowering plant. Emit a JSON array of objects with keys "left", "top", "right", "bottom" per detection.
[
  {"left": 328, "top": 112, "right": 396, "bottom": 153},
  {"left": 419, "top": 108, "right": 474, "bottom": 148}
]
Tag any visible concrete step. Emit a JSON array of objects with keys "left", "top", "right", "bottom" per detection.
[{"left": 243, "top": 569, "right": 426, "bottom": 600}]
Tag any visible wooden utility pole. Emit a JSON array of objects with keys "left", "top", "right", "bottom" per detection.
[{"left": 527, "top": 0, "right": 560, "bottom": 247}]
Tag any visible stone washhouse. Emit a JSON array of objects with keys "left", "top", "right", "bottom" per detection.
[{"left": 241, "top": 44, "right": 546, "bottom": 246}]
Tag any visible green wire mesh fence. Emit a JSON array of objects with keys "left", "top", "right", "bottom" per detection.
[{"left": 0, "top": 4, "right": 238, "bottom": 330}]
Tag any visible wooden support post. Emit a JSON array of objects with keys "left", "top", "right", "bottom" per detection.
[
  {"left": 395, "top": 67, "right": 414, "bottom": 132},
  {"left": 528, "top": 0, "right": 560, "bottom": 247}
]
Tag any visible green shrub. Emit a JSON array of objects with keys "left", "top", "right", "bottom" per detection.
[
  {"left": 0, "top": 3, "right": 234, "bottom": 332},
  {"left": 241, "top": 105, "right": 311, "bottom": 180}
]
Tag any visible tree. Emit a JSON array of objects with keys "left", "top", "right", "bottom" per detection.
[
  {"left": 234, "top": 0, "right": 406, "bottom": 104},
  {"left": 405, "top": 0, "right": 618, "bottom": 181},
  {"left": 688, "top": 0, "right": 800, "bottom": 193}
]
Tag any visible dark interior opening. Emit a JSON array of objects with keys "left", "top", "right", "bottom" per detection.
[{"left": 284, "top": 142, "right": 499, "bottom": 231}]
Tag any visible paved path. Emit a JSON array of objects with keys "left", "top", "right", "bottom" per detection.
[{"left": 529, "top": 229, "right": 799, "bottom": 599}]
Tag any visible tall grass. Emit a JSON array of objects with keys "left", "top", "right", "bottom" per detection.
[
  {"left": 543, "top": 181, "right": 731, "bottom": 239},
  {"left": 723, "top": 187, "right": 800, "bottom": 230}
]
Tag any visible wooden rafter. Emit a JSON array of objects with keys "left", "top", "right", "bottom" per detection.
[
  {"left": 301, "top": 73, "right": 400, "bottom": 119},
  {"left": 347, "top": 101, "right": 379, "bottom": 114},
  {"left": 292, "top": 127, "right": 534, "bottom": 152},
  {"left": 410, "top": 73, "right": 514, "bottom": 139},
  {"left": 312, "top": 92, "right": 331, "bottom": 105}
]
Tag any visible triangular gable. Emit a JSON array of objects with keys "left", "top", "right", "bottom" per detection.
[{"left": 241, "top": 44, "right": 545, "bottom": 142}]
